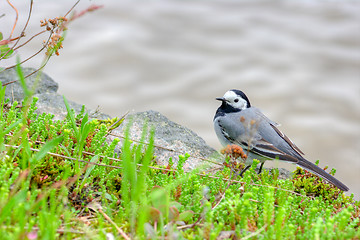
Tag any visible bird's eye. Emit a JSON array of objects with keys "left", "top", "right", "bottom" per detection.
[{"left": 234, "top": 98, "right": 239, "bottom": 103}]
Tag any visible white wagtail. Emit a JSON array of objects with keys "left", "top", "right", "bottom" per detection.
[{"left": 213, "top": 89, "right": 349, "bottom": 191}]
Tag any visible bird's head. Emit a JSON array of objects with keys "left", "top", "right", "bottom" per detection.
[{"left": 216, "top": 89, "right": 251, "bottom": 110}]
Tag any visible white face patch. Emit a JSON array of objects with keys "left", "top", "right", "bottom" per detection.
[{"left": 223, "top": 90, "right": 248, "bottom": 110}]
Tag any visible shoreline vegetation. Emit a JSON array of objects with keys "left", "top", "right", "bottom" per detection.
[
  {"left": 1, "top": 1, "right": 359, "bottom": 239},
  {"left": 0, "top": 67, "right": 359, "bottom": 240}
]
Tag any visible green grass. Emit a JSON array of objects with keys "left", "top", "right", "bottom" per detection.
[{"left": 0, "top": 68, "right": 359, "bottom": 239}]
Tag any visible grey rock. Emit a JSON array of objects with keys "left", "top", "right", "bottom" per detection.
[
  {"left": 1, "top": 68, "right": 110, "bottom": 120},
  {"left": 34, "top": 92, "right": 84, "bottom": 119},
  {"left": 1, "top": 68, "right": 58, "bottom": 102},
  {"left": 1, "top": 68, "right": 291, "bottom": 177},
  {"left": 110, "top": 110, "right": 222, "bottom": 171},
  {"left": 34, "top": 92, "right": 111, "bottom": 120}
]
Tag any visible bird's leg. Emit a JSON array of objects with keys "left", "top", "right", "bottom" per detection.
[
  {"left": 238, "top": 165, "right": 251, "bottom": 177},
  {"left": 258, "top": 162, "right": 265, "bottom": 174}
]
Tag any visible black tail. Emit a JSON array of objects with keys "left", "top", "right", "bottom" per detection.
[{"left": 296, "top": 158, "right": 349, "bottom": 192}]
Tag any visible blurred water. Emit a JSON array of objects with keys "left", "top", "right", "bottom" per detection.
[{"left": 1, "top": 0, "right": 359, "bottom": 197}]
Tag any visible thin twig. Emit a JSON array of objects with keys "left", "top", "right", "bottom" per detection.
[
  {"left": 4, "top": 125, "right": 310, "bottom": 199},
  {"left": 4, "top": 30, "right": 53, "bottom": 71},
  {"left": 105, "top": 110, "right": 129, "bottom": 136},
  {"left": 108, "top": 131, "right": 223, "bottom": 167},
  {"left": 196, "top": 173, "right": 310, "bottom": 199},
  {"left": 212, "top": 170, "right": 236, "bottom": 210},
  {"left": 88, "top": 202, "right": 131, "bottom": 240},
  {"left": 188, "top": 167, "right": 237, "bottom": 230},
  {"left": 69, "top": 4, "right": 104, "bottom": 21},
  {"left": 242, "top": 224, "right": 267, "bottom": 240},
  {"left": 6, "top": 0, "right": 18, "bottom": 39},
  {"left": 0, "top": 0, "right": 33, "bottom": 61},
  {"left": 1, "top": 80, "right": 18, "bottom": 87},
  {"left": 64, "top": 0, "right": 81, "bottom": 18},
  {"left": 2, "top": 1, "right": 103, "bottom": 80},
  {"left": 4, "top": 139, "right": 309, "bottom": 199},
  {"left": 13, "top": 30, "right": 47, "bottom": 51},
  {"left": 24, "top": 53, "right": 51, "bottom": 79},
  {"left": 1, "top": 226, "right": 86, "bottom": 235},
  {"left": 177, "top": 223, "right": 204, "bottom": 230},
  {"left": 11, "top": 0, "right": 34, "bottom": 50},
  {"left": 2, "top": 54, "right": 51, "bottom": 85},
  {"left": 0, "top": 0, "right": 19, "bottom": 61},
  {"left": 98, "top": 209, "right": 130, "bottom": 240},
  {"left": 4, "top": 143, "right": 176, "bottom": 172}
]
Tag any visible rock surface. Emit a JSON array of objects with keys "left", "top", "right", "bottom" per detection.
[
  {"left": 0, "top": 68, "right": 110, "bottom": 120},
  {"left": 1, "top": 68, "right": 58, "bottom": 101},
  {"left": 1, "top": 67, "right": 291, "bottom": 175},
  {"left": 111, "top": 110, "right": 221, "bottom": 171},
  {"left": 1, "top": 67, "right": 221, "bottom": 170}
]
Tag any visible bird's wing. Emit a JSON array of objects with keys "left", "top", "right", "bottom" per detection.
[
  {"left": 240, "top": 136, "right": 299, "bottom": 163},
  {"left": 247, "top": 108, "right": 304, "bottom": 158},
  {"left": 269, "top": 122, "right": 305, "bottom": 155},
  {"left": 218, "top": 108, "right": 348, "bottom": 191},
  {"left": 217, "top": 109, "right": 300, "bottom": 163}
]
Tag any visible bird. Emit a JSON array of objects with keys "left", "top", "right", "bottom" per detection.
[{"left": 213, "top": 89, "right": 349, "bottom": 191}]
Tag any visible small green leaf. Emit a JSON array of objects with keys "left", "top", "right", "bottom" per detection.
[
  {"left": 79, "top": 155, "right": 99, "bottom": 190},
  {"left": 63, "top": 96, "right": 79, "bottom": 137},
  {"left": 178, "top": 210, "right": 194, "bottom": 222},
  {"left": 15, "top": 57, "right": 31, "bottom": 99},
  {"left": 31, "top": 136, "right": 63, "bottom": 163},
  {"left": 0, "top": 46, "right": 14, "bottom": 59}
]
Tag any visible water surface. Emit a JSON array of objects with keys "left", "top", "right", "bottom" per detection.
[{"left": 1, "top": 0, "right": 359, "bottom": 197}]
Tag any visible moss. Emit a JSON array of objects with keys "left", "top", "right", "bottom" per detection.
[{"left": 0, "top": 94, "right": 359, "bottom": 239}]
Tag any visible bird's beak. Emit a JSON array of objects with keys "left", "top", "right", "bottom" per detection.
[{"left": 216, "top": 97, "right": 226, "bottom": 102}]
